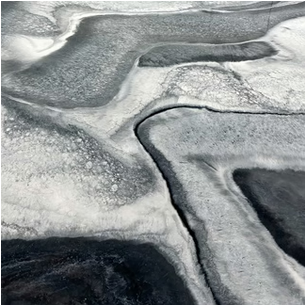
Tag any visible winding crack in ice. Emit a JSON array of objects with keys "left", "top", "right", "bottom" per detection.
[
  {"left": 2, "top": 5, "right": 305, "bottom": 305},
  {"left": 137, "top": 106, "right": 305, "bottom": 305}
]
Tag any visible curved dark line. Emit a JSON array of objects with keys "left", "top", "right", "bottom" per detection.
[
  {"left": 134, "top": 104, "right": 304, "bottom": 305},
  {"left": 3, "top": 94, "right": 304, "bottom": 304},
  {"left": 134, "top": 106, "right": 221, "bottom": 305},
  {"left": 135, "top": 104, "right": 305, "bottom": 125},
  {"left": 135, "top": 122, "right": 220, "bottom": 305}
]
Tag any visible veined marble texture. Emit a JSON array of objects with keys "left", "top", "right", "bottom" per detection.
[{"left": 2, "top": 1, "right": 305, "bottom": 305}]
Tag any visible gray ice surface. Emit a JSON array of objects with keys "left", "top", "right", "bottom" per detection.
[{"left": 2, "top": 2, "right": 305, "bottom": 305}]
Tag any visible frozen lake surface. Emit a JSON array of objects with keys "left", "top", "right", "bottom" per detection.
[{"left": 2, "top": 2, "right": 305, "bottom": 305}]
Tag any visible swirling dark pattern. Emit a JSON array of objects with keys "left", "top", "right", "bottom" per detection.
[{"left": 1, "top": 238, "right": 195, "bottom": 305}]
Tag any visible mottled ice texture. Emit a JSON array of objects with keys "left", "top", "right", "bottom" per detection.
[
  {"left": 1, "top": 100, "right": 214, "bottom": 305},
  {"left": 138, "top": 108, "right": 305, "bottom": 305},
  {"left": 226, "top": 17, "right": 305, "bottom": 112},
  {"left": 1, "top": 100, "right": 155, "bottom": 237},
  {"left": 2, "top": 2, "right": 305, "bottom": 305},
  {"left": 2, "top": 2, "right": 305, "bottom": 108}
]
